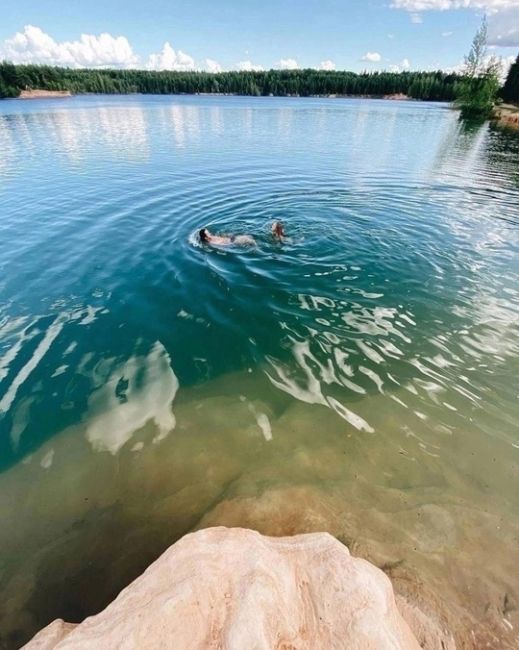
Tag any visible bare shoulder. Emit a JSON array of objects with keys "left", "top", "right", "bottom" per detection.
[{"left": 233, "top": 235, "right": 256, "bottom": 246}]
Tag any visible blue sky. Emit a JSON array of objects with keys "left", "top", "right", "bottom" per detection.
[{"left": 0, "top": 0, "right": 517, "bottom": 73}]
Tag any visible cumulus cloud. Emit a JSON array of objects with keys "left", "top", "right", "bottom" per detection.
[
  {"left": 443, "top": 52, "right": 513, "bottom": 78},
  {"left": 205, "top": 58, "right": 222, "bottom": 73},
  {"left": 361, "top": 51, "right": 382, "bottom": 62},
  {"left": 319, "top": 59, "right": 336, "bottom": 70},
  {"left": 488, "top": 6, "right": 519, "bottom": 45},
  {"left": 277, "top": 58, "right": 299, "bottom": 70},
  {"left": 0, "top": 24, "right": 138, "bottom": 68},
  {"left": 0, "top": 25, "right": 228, "bottom": 71},
  {"left": 389, "top": 57, "right": 412, "bottom": 71},
  {"left": 392, "top": 0, "right": 519, "bottom": 45},
  {"left": 237, "top": 60, "right": 264, "bottom": 71},
  {"left": 411, "top": 12, "right": 424, "bottom": 22},
  {"left": 146, "top": 42, "right": 195, "bottom": 71},
  {"left": 502, "top": 53, "right": 517, "bottom": 73},
  {"left": 391, "top": 0, "right": 518, "bottom": 11}
]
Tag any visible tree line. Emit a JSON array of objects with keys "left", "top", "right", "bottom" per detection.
[
  {"left": 0, "top": 62, "right": 467, "bottom": 101},
  {"left": 502, "top": 54, "right": 519, "bottom": 104}
]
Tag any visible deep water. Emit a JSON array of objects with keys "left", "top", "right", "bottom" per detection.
[{"left": 0, "top": 95, "right": 518, "bottom": 648}]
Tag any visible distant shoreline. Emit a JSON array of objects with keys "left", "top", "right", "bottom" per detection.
[
  {"left": 0, "top": 65, "right": 466, "bottom": 103},
  {"left": 11, "top": 89, "right": 434, "bottom": 103},
  {"left": 19, "top": 89, "right": 72, "bottom": 99}
]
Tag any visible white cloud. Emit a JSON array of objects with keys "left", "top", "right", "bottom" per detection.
[
  {"left": 146, "top": 42, "right": 195, "bottom": 71},
  {"left": 237, "top": 60, "right": 264, "bottom": 71},
  {"left": 277, "top": 58, "right": 299, "bottom": 70},
  {"left": 205, "top": 58, "right": 222, "bottom": 73},
  {"left": 488, "top": 53, "right": 516, "bottom": 79},
  {"left": 502, "top": 53, "right": 517, "bottom": 74},
  {"left": 393, "top": 0, "right": 519, "bottom": 44},
  {"left": 0, "top": 24, "right": 138, "bottom": 68},
  {"left": 391, "top": 0, "right": 519, "bottom": 12},
  {"left": 319, "top": 59, "right": 336, "bottom": 70},
  {"left": 0, "top": 25, "right": 232, "bottom": 72},
  {"left": 443, "top": 59, "right": 467, "bottom": 73},
  {"left": 488, "top": 7, "right": 519, "bottom": 45},
  {"left": 361, "top": 51, "right": 382, "bottom": 62},
  {"left": 393, "top": 0, "right": 519, "bottom": 46},
  {"left": 388, "top": 33, "right": 396, "bottom": 38},
  {"left": 444, "top": 52, "right": 513, "bottom": 78},
  {"left": 389, "top": 57, "right": 412, "bottom": 71}
]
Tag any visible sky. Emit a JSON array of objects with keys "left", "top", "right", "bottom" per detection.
[{"left": 0, "top": 0, "right": 518, "bottom": 74}]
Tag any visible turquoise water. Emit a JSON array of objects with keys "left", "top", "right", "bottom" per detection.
[{"left": 0, "top": 95, "right": 518, "bottom": 647}]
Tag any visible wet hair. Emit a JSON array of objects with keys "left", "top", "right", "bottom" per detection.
[
  {"left": 199, "top": 228, "right": 209, "bottom": 243},
  {"left": 272, "top": 221, "right": 285, "bottom": 236}
]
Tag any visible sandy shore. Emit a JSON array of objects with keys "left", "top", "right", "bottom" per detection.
[
  {"left": 14, "top": 90, "right": 414, "bottom": 101},
  {"left": 19, "top": 90, "right": 72, "bottom": 99},
  {"left": 492, "top": 103, "right": 519, "bottom": 130}
]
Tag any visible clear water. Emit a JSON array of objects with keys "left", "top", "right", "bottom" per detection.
[{"left": 0, "top": 95, "right": 518, "bottom": 648}]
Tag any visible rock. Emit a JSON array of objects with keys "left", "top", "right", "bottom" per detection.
[
  {"left": 24, "top": 620, "right": 75, "bottom": 649},
  {"left": 396, "top": 597, "right": 456, "bottom": 650},
  {"left": 24, "top": 527, "right": 423, "bottom": 649}
]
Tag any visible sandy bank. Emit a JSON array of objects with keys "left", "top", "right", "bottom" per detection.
[
  {"left": 313, "top": 93, "right": 410, "bottom": 100},
  {"left": 19, "top": 90, "right": 72, "bottom": 99},
  {"left": 384, "top": 93, "right": 410, "bottom": 100},
  {"left": 492, "top": 103, "right": 519, "bottom": 130},
  {"left": 23, "top": 527, "right": 452, "bottom": 649}
]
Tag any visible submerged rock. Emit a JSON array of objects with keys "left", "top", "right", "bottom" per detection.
[{"left": 24, "top": 527, "right": 427, "bottom": 649}]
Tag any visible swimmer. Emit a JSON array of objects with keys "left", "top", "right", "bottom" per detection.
[
  {"left": 199, "top": 228, "right": 255, "bottom": 246},
  {"left": 271, "top": 221, "right": 286, "bottom": 240}
]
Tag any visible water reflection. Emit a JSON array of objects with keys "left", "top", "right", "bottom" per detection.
[
  {"left": 0, "top": 96, "right": 518, "bottom": 648},
  {"left": 85, "top": 341, "right": 178, "bottom": 454},
  {"left": 0, "top": 118, "right": 15, "bottom": 179},
  {"left": 209, "top": 105, "right": 224, "bottom": 136},
  {"left": 161, "top": 104, "right": 202, "bottom": 148},
  {"left": 0, "top": 102, "right": 150, "bottom": 170}
]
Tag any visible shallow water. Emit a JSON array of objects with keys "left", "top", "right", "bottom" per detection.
[{"left": 0, "top": 95, "right": 518, "bottom": 648}]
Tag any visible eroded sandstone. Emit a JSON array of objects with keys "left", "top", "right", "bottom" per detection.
[{"left": 24, "top": 527, "right": 435, "bottom": 650}]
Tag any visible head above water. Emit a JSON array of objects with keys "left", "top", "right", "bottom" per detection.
[
  {"left": 199, "top": 228, "right": 210, "bottom": 243},
  {"left": 271, "top": 221, "right": 285, "bottom": 238}
]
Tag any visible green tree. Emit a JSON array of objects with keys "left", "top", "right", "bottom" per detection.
[
  {"left": 456, "top": 18, "right": 501, "bottom": 119},
  {"left": 0, "top": 61, "right": 19, "bottom": 98},
  {"left": 464, "top": 17, "right": 489, "bottom": 77},
  {"left": 502, "top": 54, "right": 519, "bottom": 104},
  {"left": 0, "top": 62, "right": 468, "bottom": 103}
]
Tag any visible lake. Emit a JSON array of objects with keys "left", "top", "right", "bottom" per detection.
[{"left": 0, "top": 94, "right": 518, "bottom": 648}]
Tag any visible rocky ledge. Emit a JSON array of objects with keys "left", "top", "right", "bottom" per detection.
[{"left": 24, "top": 527, "right": 452, "bottom": 649}]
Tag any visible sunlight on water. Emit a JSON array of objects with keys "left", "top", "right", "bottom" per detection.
[{"left": 0, "top": 95, "right": 518, "bottom": 647}]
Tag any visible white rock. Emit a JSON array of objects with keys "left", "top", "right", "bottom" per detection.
[{"left": 24, "top": 527, "right": 421, "bottom": 649}]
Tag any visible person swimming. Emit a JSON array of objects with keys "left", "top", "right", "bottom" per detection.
[
  {"left": 199, "top": 228, "right": 255, "bottom": 246},
  {"left": 271, "top": 221, "right": 286, "bottom": 240}
]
